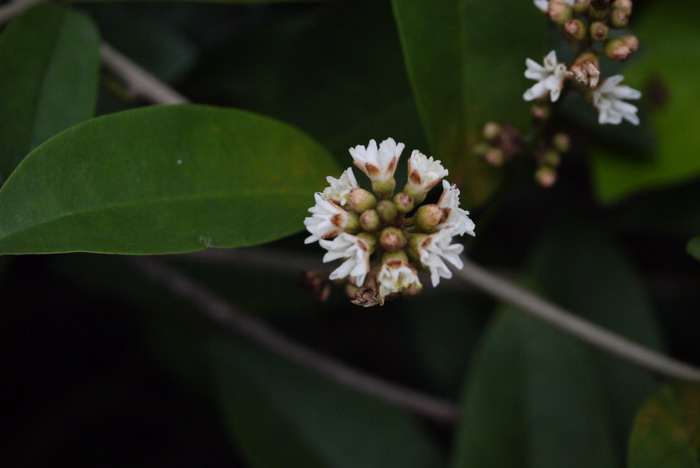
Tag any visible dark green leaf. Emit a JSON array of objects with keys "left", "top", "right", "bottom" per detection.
[
  {"left": 628, "top": 383, "right": 700, "bottom": 468},
  {"left": 451, "top": 223, "right": 664, "bottom": 467},
  {"left": 391, "top": 0, "right": 546, "bottom": 203},
  {"left": 0, "top": 3, "right": 100, "bottom": 181},
  {"left": 591, "top": 1, "right": 700, "bottom": 203},
  {"left": 209, "top": 338, "right": 445, "bottom": 468},
  {"left": 688, "top": 236, "right": 700, "bottom": 261},
  {"left": 0, "top": 105, "right": 338, "bottom": 255}
]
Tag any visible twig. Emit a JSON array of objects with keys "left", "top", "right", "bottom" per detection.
[
  {"left": 131, "top": 257, "right": 460, "bottom": 424},
  {"left": 0, "top": 0, "right": 42, "bottom": 25},
  {"left": 100, "top": 43, "right": 188, "bottom": 105},
  {"left": 456, "top": 255, "right": 700, "bottom": 382}
]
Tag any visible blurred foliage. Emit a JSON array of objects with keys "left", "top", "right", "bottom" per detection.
[
  {"left": 628, "top": 383, "right": 700, "bottom": 468},
  {"left": 591, "top": 1, "right": 700, "bottom": 203},
  {"left": 0, "top": 3, "right": 99, "bottom": 180}
]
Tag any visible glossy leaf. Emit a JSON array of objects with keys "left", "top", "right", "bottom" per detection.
[
  {"left": 451, "top": 223, "right": 663, "bottom": 467},
  {"left": 209, "top": 338, "right": 445, "bottom": 468},
  {"left": 0, "top": 3, "right": 100, "bottom": 181},
  {"left": 391, "top": 0, "right": 546, "bottom": 203},
  {"left": 688, "top": 236, "right": 700, "bottom": 261},
  {"left": 628, "top": 383, "right": 700, "bottom": 468},
  {"left": 591, "top": 1, "right": 700, "bottom": 203},
  {"left": 0, "top": 105, "right": 339, "bottom": 255}
]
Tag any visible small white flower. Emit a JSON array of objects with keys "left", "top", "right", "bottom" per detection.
[
  {"left": 303, "top": 193, "right": 349, "bottom": 244},
  {"left": 322, "top": 167, "right": 358, "bottom": 206},
  {"left": 533, "top": 0, "right": 549, "bottom": 12},
  {"left": 437, "top": 180, "right": 476, "bottom": 237},
  {"left": 406, "top": 151, "right": 449, "bottom": 193},
  {"left": 593, "top": 74, "right": 642, "bottom": 125},
  {"left": 320, "top": 233, "right": 371, "bottom": 286},
  {"left": 377, "top": 259, "right": 421, "bottom": 298},
  {"left": 349, "top": 138, "right": 404, "bottom": 182},
  {"left": 523, "top": 50, "right": 567, "bottom": 102},
  {"left": 534, "top": 0, "right": 574, "bottom": 12},
  {"left": 417, "top": 229, "right": 464, "bottom": 287}
]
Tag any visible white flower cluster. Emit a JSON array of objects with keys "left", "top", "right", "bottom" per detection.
[{"left": 303, "top": 138, "right": 476, "bottom": 304}]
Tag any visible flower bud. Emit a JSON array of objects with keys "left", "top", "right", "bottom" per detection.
[
  {"left": 360, "top": 209, "right": 380, "bottom": 231},
  {"left": 613, "top": 0, "right": 632, "bottom": 14},
  {"left": 393, "top": 192, "right": 414, "bottom": 214},
  {"left": 382, "top": 250, "right": 409, "bottom": 263},
  {"left": 573, "top": 0, "right": 591, "bottom": 14},
  {"left": 563, "top": 19, "right": 586, "bottom": 40},
  {"left": 485, "top": 148, "right": 505, "bottom": 166},
  {"left": 588, "top": 5, "right": 608, "bottom": 20},
  {"left": 356, "top": 232, "right": 377, "bottom": 253},
  {"left": 347, "top": 188, "right": 377, "bottom": 213},
  {"left": 371, "top": 178, "right": 396, "bottom": 200},
  {"left": 379, "top": 227, "right": 406, "bottom": 252},
  {"left": 376, "top": 200, "right": 398, "bottom": 223},
  {"left": 408, "top": 233, "right": 428, "bottom": 259},
  {"left": 543, "top": 150, "right": 561, "bottom": 167},
  {"left": 566, "top": 53, "right": 600, "bottom": 87},
  {"left": 605, "top": 36, "right": 637, "bottom": 61},
  {"left": 482, "top": 122, "right": 501, "bottom": 140},
  {"left": 552, "top": 133, "right": 571, "bottom": 153},
  {"left": 535, "top": 166, "right": 557, "bottom": 188},
  {"left": 609, "top": 8, "right": 629, "bottom": 28},
  {"left": 531, "top": 104, "right": 551, "bottom": 120},
  {"left": 345, "top": 212, "right": 361, "bottom": 233},
  {"left": 415, "top": 204, "right": 446, "bottom": 232},
  {"left": 548, "top": 0, "right": 573, "bottom": 24},
  {"left": 589, "top": 21, "right": 608, "bottom": 41}
]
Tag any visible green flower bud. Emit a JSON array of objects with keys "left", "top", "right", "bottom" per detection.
[
  {"left": 563, "top": 19, "right": 586, "bottom": 41},
  {"left": 613, "top": 0, "right": 632, "bottom": 14},
  {"left": 347, "top": 188, "right": 377, "bottom": 213},
  {"left": 393, "top": 192, "right": 415, "bottom": 214},
  {"left": 379, "top": 227, "right": 406, "bottom": 252},
  {"left": 543, "top": 150, "right": 561, "bottom": 167},
  {"left": 552, "top": 133, "right": 571, "bottom": 153},
  {"left": 535, "top": 166, "right": 557, "bottom": 188},
  {"left": 371, "top": 178, "right": 396, "bottom": 200},
  {"left": 360, "top": 209, "right": 381, "bottom": 231},
  {"left": 376, "top": 200, "right": 398, "bottom": 223},
  {"left": 345, "top": 212, "right": 361, "bottom": 233},
  {"left": 549, "top": 0, "right": 573, "bottom": 25},
  {"left": 382, "top": 250, "right": 409, "bottom": 263},
  {"left": 605, "top": 35, "right": 637, "bottom": 61},
  {"left": 482, "top": 122, "right": 501, "bottom": 140},
  {"left": 573, "top": 0, "right": 591, "bottom": 14},
  {"left": 408, "top": 233, "right": 428, "bottom": 259},
  {"left": 609, "top": 8, "right": 629, "bottom": 28},
  {"left": 403, "top": 184, "right": 427, "bottom": 205},
  {"left": 415, "top": 204, "right": 446, "bottom": 232},
  {"left": 589, "top": 21, "right": 609, "bottom": 41},
  {"left": 485, "top": 148, "right": 505, "bottom": 166},
  {"left": 356, "top": 232, "right": 377, "bottom": 253}
]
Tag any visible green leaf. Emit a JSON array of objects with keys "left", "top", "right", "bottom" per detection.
[
  {"left": 628, "top": 383, "right": 700, "bottom": 468},
  {"left": 0, "top": 3, "right": 100, "bottom": 181},
  {"left": 0, "top": 105, "right": 339, "bottom": 255},
  {"left": 209, "top": 338, "right": 445, "bottom": 468},
  {"left": 688, "top": 236, "right": 700, "bottom": 261},
  {"left": 591, "top": 1, "right": 700, "bottom": 203},
  {"left": 390, "top": 0, "right": 546, "bottom": 204},
  {"left": 451, "top": 223, "right": 664, "bottom": 467}
]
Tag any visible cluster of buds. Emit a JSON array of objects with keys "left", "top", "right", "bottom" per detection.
[
  {"left": 534, "top": 132, "right": 571, "bottom": 187},
  {"left": 304, "top": 138, "right": 475, "bottom": 306},
  {"left": 527, "top": 0, "right": 642, "bottom": 125},
  {"left": 474, "top": 122, "right": 523, "bottom": 167}
]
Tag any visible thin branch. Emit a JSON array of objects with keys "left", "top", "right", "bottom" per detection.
[
  {"left": 0, "top": 0, "right": 42, "bottom": 25},
  {"left": 131, "top": 257, "right": 460, "bottom": 424},
  {"left": 456, "top": 255, "right": 700, "bottom": 383},
  {"left": 100, "top": 43, "right": 189, "bottom": 105}
]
